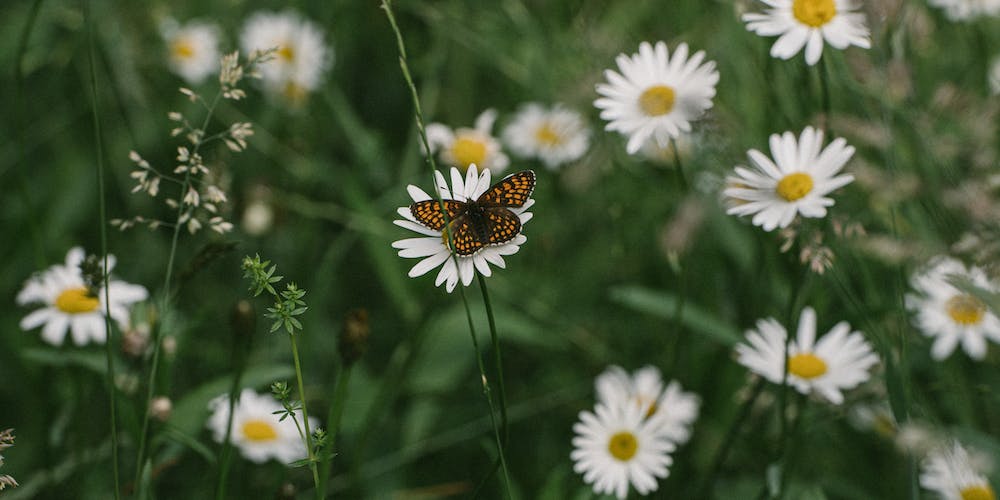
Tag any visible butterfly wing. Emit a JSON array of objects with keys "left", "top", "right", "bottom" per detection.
[
  {"left": 409, "top": 199, "right": 466, "bottom": 231},
  {"left": 445, "top": 214, "right": 485, "bottom": 256},
  {"left": 483, "top": 207, "right": 522, "bottom": 246},
  {"left": 478, "top": 170, "right": 535, "bottom": 208}
]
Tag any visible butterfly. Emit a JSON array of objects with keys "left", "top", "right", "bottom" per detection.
[{"left": 409, "top": 170, "right": 536, "bottom": 256}]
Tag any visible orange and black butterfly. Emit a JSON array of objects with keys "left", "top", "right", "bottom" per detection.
[{"left": 409, "top": 170, "right": 536, "bottom": 256}]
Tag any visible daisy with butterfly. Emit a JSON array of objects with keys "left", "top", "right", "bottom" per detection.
[{"left": 392, "top": 165, "right": 535, "bottom": 292}]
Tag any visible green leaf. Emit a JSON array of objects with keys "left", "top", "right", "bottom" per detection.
[
  {"left": 609, "top": 285, "right": 742, "bottom": 346},
  {"left": 167, "top": 363, "right": 294, "bottom": 438},
  {"left": 21, "top": 348, "right": 107, "bottom": 375}
]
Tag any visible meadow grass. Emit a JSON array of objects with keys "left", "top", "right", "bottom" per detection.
[{"left": 1, "top": 0, "right": 999, "bottom": 498}]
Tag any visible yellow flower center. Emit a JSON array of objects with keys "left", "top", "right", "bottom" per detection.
[
  {"left": 788, "top": 353, "right": 828, "bottom": 379},
  {"left": 960, "top": 485, "right": 996, "bottom": 500},
  {"left": 282, "top": 81, "right": 308, "bottom": 103},
  {"left": 607, "top": 431, "right": 638, "bottom": 461},
  {"left": 534, "top": 123, "right": 563, "bottom": 146},
  {"left": 171, "top": 39, "right": 195, "bottom": 60},
  {"left": 278, "top": 44, "right": 295, "bottom": 62},
  {"left": 776, "top": 172, "right": 814, "bottom": 201},
  {"left": 55, "top": 287, "right": 100, "bottom": 314},
  {"left": 242, "top": 419, "right": 278, "bottom": 442},
  {"left": 947, "top": 294, "right": 986, "bottom": 326},
  {"left": 638, "top": 85, "right": 676, "bottom": 116},
  {"left": 449, "top": 136, "right": 488, "bottom": 168},
  {"left": 793, "top": 0, "right": 837, "bottom": 27}
]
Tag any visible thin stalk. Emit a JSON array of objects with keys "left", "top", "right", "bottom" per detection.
[
  {"left": 214, "top": 323, "right": 250, "bottom": 500},
  {"left": 670, "top": 138, "right": 688, "bottom": 191},
  {"left": 381, "top": 1, "right": 512, "bottom": 494},
  {"left": 13, "top": 0, "right": 45, "bottom": 268},
  {"left": 698, "top": 378, "right": 765, "bottom": 498},
  {"left": 289, "top": 333, "right": 322, "bottom": 496},
  {"left": 775, "top": 263, "right": 809, "bottom": 499},
  {"left": 818, "top": 58, "right": 832, "bottom": 129},
  {"left": 457, "top": 284, "right": 512, "bottom": 498},
  {"left": 84, "top": 1, "right": 120, "bottom": 497},
  {"left": 134, "top": 89, "right": 224, "bottom": 490},
  {"left": 318, "top": 364, "right": 353, "bottom": 498},
  {"left": 477, "top": 275, "right": 508, "bottom": 445}
]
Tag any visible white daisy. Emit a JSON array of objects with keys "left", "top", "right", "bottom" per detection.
[
  {"left": 735, "top": 307, "right": 879, "bottom": 405},
  {"left": 571, "top": 402, "right": 676, "bottom": 500},
  {"left": 928, "top": 0, "right": 1000, "bottom": 21},
  {"left": 426, "top": 109, "right": 510, "bottom": 173},
  {"left": 206, "top": 389, "right": 318, "bottom": 464},
  {"left": 905, "top": 257, "right": 1000, "bottom": 360},
  {"left": 240, "top": 10, "right": 332, "bottom": 101},
  {"left": 921, "top": 441, "right": 996, "bottom": 500},
  {"left": 724, "top": 126, "right": 855, "bottom": 232},
  {"left": 160, "top": 18, "right": 221, "bottom": 85},
  {"left": 595, "top": 365, "right": 700, "bottom": 444},
  {"left": 989, "top": 56, "right": 1000, "bottom": 95},
  {"left": 391, "top": 165, "right": 533, "bottom": 293},
  {"left": 502, "top": 103, "right": 590, "bottom": 169},
  {"left": 17, "top": 247, "right": 148, "bottom": 346},
  {"left": 594, "top": 41, "right": 719, "bottom": 155},
  {"left": 743, "top": 0, "right": 871, "bottom": 66}
]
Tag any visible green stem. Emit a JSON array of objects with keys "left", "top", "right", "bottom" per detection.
[
  {"left": 134, "top": 89, "right": 224, "bottom": 490},
  {"left": 288, "top": 333, "right": 321, "bottom": 496},
  {"left": 457, "top": 284, "right": 512, "bottom": 498},
  {"left": 670, "top": 137, "right": 688, "bottom": 191},
  {"left": 318, "top": 364, "right": 353, "bottom": 498},
  {"left": 775, "top": 263, "right": 809, "bottom": 499},
  {"left": 698, "top": 379, "right": 765, "bottom": 498},
  {"left": 84, "top": 1, "right": 120, "bottom": 497},
  {"left": 477, "top": 275, "right": 508, "bottom": 446},
  {"left": 13, "top": 0, "right": 45, "bottom": 268},
  {"left": 818, "top": 58, "right": 832, "bottom": 129},
  {"left": 214, "top": 329, "right": 250, "bottom": 500}
]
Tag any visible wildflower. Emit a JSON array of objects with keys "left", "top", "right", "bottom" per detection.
[
  {"left": 595, "top": 365, "right": 700, "bottom": 444},
  {"left": 905, "top": 257, "right": 1000, "bottom": 360},
  {"left": 571, "top": 402, "right": 676, "bottom": 499},
  {"left": 742, "top": 0, "right": 871, "bottom": 66},
  {"left": 240, "top": 11, "right": 332, "bottom": 101},
  {"left": 724, "top": 126, "right": 855, "bottom": 231},
  {"left": 927, "top": 0, "right": 1000, "bottom": 21},
  {"left": 206, "top": 389, "right": 317, "bottom": 464},
  {"left": 0, "top": 429, "right": 16, "bottom": 491},
  {"left": 594, "top": 41, "right": 719, "bottom": 154},
  {"left": 391, "top": 165, "right": 533, "bottom": 293},
  {"left": 426, "top": 109, "right": 509, "bottom": 173},
  {"left": 502, "top": 103, "right": 590, "bottom": 169},
  {"left": 921, "top": 441, "right": 996, "bottom": 500},
  {"left": 160, "top": 18, "right": 221, "bottom": 85},
  {"left": 17, "top": 247, "right": 148, "bottom": 346},
  {"left": 735, "top": 307, "right": 879, "bottom": 404}
]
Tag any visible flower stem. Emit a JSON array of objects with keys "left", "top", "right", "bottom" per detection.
[
  {"left": 698, "top": 378, "right": 765, "bottom": 498},
  {"left": 670, "top": 137, "right": 688, "bottom": 191},
  {"left": 289, "top": 332, "right": 322, "bottom": 497},
  {"left": 318, "top": 364, "right": 353, "bottom": 498},
  {"left": 477, "top": 275, "right": 509, "bottom": 446},
  {"left": 84, "top": 1, "right": 120, "bottom": 496},
  {"left": 134, "top": 89, "right": 224, "bottom": 491},
  {"left": 775, "top": 262, "right": 810, "bottom": 499}
]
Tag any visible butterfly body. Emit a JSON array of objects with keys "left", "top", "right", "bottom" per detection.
[{"left": 409, "top": 170, "right": 535, "bottom": 256}]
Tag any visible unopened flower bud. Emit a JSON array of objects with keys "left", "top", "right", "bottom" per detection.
[{"left": 150, "top": 396, "right": 173, "bottom": 422}]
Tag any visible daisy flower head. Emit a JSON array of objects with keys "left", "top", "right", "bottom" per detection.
[
  {"left": 426, "top": 109, "right": 509, "bottom": 174},
  {"left": 595, "top": 365, "right": 700, "bottom": 444},
  {"left": 905, "top": 257, "right": 1000, "bottom": 360},
  {"left": 928, "top": 0, "right": 1000, "bottom": 21},
  {"left": 594, "top": 41, "right": 719, "bottom": 155},
  {"left": 743, "top": 0, "right": 871, "bottom": 66},
  {"left": 160, "top": 18, "right": 221, "bottom": 85},
  {"left": 921, "top": 440, "right": 996, "bottom": 500},
  {"left": 571, "top": 402, "right": 676, "bottom": 500},
  {"left": 724, "top": 126, "right": 855, "bottom": 232},
  {"left": 501, "top": 103, "right": 590, "bottom": 169},
  {"left": 17, "top": 247, "right": 148, "bottom": 346},
  {"left": 207, "top": 389, "right": 318, "bottom": 464},
  {"left": 240, "top": 10, "right": 332, "bottom": 102},
  {"left": 735, "top": 306, "right": 879, "bottom": 404},
  {"left": 391, "top": 165, "right": 534, "bottom": 293}
]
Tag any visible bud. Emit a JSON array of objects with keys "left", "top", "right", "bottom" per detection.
[
  {"left": 162, "top": 335, "right": 178, "bottom": 358},
  {"left": 338, "top": 309, "right": 370, "bottom": 366},
  {"left": 121, "top": 323, "right": 151, "bottom": 358},
  {"left": 150, "top": 396, "right": 173, "bottom": 422},
  {"left": 275, "top": 482, "right": 296, "bottom": 500},
  {"left": 230, "top": 300, "right": 256, "bottom": 357}
]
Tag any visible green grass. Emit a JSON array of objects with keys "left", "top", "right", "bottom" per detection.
[{"left": 1, "top": 0, "right": 999, "bottom": 498}]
